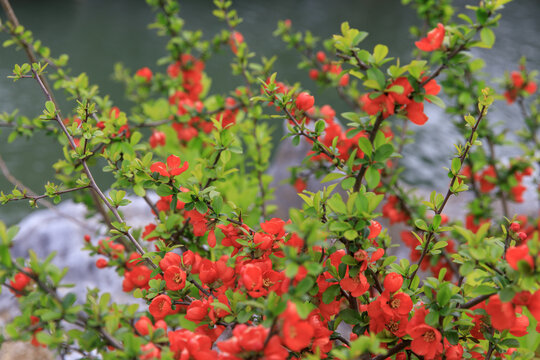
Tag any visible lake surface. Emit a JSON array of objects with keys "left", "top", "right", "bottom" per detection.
[{"left": 1, "top": 0, "right": 539, "bottom": 225}]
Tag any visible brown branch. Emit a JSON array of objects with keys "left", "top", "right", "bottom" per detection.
[
  {"left": 0, "top": 0, "right": 60, "bottom": 113},
  {"left": 486, "top": 136, "right": 509, "bottom": 218},
  {"left": 371, "top": 340, "right": 410, "bottom": 360},
  {"left": 408, "top": 105, "right": 487, "bottom": 286},
  {"left": 353, "top": 113, "right": 384, "bottom": 192},
  {"left": 458, "top": 293, "right": 494, "bottom": 309},
  {"left": 0, "top": 154, "right": 95, "bottom": 230},
  {"left": 282, "top": 107, "right": 345, "bottom": 170},
  {"left": 5, "top": 185, "right": 91, "bottom": 203}
]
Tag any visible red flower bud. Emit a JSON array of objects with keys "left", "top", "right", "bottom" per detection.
[
  {"left": 135, "top": 67, "right": 153, "bottom": 82},
  {"left": 295, "top": 92, "right": 315, "bottom": 112},
  {"left": 509, "top": 222, "right": 521, "bottom": 232},
  {"left": 383, "top": 272, "right": 403, "bottom": 293},
  {"left": 96, "top": 258, "right": 108, "bottom": 269}
]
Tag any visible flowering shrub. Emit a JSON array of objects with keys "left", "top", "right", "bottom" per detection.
[{"left": 0, "top": 0, "right": 539, "bottom": 359}]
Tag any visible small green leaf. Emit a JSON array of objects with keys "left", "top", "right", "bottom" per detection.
[
  {"left": 373, "top": 44, "right": 388, "bottom": 64},
  {"left": 365, "top": 167, "right": 380, "bottom": 189},
  {"left": 358, "top": 137, "right": 372, "bottom": 158},
  {"left": 480, "top": 28, "right": 495, "bottom": 48}
]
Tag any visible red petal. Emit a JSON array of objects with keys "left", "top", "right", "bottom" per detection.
[
  {"left": 406, "top": 101, "right": 428, "bottom": 125},
  {"left": 166, "top": 154, "right": 181, "bottom": 170},
  {"left": 207, "top": 230, "right": 216, "bottom": 248},
  {"left": 150, "top": 162, "right": 169, "bottom": 177}
]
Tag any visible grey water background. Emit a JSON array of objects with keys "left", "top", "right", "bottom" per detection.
[{"left": 0, "top": 0, "right": 539, "bottom": 226}]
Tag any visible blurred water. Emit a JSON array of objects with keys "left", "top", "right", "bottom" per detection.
[{"left": 0, "top": 0, "right": 539, "bottom": 225}]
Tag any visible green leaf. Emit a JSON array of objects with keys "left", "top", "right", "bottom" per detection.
[
  {"left": 45, "top": 101, "right": 56, "bottom": 114},
  {"left": 365, "top": 167, "right": 380, "bottom": 189},
  {"left": 322, "top": 284, "right": 341, "bottom": 304},
  {"left": 480, "top": 28, "right": 495, "bottom": 48},
  {"left": 373, "top": 144, "right": 393, "bottom": 162},
  {"left": 341, "top": 255, "right": 356, "bottom": 265},
  {"left": 156, "top": 184, "right": 174, "bottom": 197},
  {"left": 295, "top": 277, "right": 315, "bottom": 295},
  {"left": 373, "top": 44, "right": 388, "bottom": 64},
  {"left": 436, "top": 284, "right": 452, "bottom": 307},
  {"left": 366, "top": 68, "right": 386, "bottom": 89},
  {"left": 425, "top": 95, "right": 446, "bottom": 109},
  {"left": 329, "top": 221, "right": 351, "bottom": 232},
  {"left": 499, "top": 287, "right": 515, "bottom": 302},
  {"left": 343, "top": 229, "right": 358, "bottom": 240},
  {"left": 322, "top": 172, "right": 344, "bottom": 183},
  {"left": 499, "top": 338, "right": 520, "bottom": 348},
  {"left": 195, "top": 201, "right": 208, "bottom": 214},
  {"left": 357, "top": 137, "right": 372, "bottom": 158},
  {"left": 451, "top": 157, "right": 461, "bottom": 175},
  {"left": 340, "top": 308, "right": 362, "bottom": 325},
  {"left": 341, "top": 177, "right": 355, "bottom": 190}
]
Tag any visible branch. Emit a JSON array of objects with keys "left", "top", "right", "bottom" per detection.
[
  {"left": 282, "top": 107, "right": 345, "bottom": 170},
  {"left": 353, "top": 113, "right": 384, "bottom": 192},
  {"left": 408, "top": 105, "right": 487, "bottom": 285},
  {"left": 12, "top": 263, "right": 124, "bottom": 350},
  {"left": 4, "top": 185, "right": 91, "bottom": 203},
  {"left": 0, "top": 0, "right": 60, "bottom": 113},
  {"left": 371, "top": 340, "right": 410, "bottom": 360},
  {"left": 458, "top": 293, "right": 494, "bottom": 309}
]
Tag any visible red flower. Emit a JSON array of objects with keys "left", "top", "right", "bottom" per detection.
[
  {"left": 409, "top": 324, "right": 442, "bottom": 359},
  {"left": 150, "top": 155, "right": 189, "bottom": 178},
  {"left": 149, "top": 294, "right": 172, "bottom": 320},
  {"left": 380, "top": 291, "right": 413, "bottom": 318},
  {"left": 128, "top": 265, "right": 152, "bottom": 288},
  {"left": 387, "top": 77, "right": 413, "bottom": 105},
  {"left": 199, "top": 259, "right": 218, "bottom": 285},
  {"left": 159, "top": 252, "right": 181, "bottom": 271},
  {"left": 407, "top": 307, "right": 443, "bottom": 359},
  {"left": 135, "top": 67, "right": 153, "bottom": 82},
  {"left": 444, "top": 339, "right": 464, "bottom": 360},
  {"left": 340, "top": 268, "right": 370, "bottom": 297},
  {"left": 295, "top": 92, "right": 315, "bottom": 112},
  {"left": 415, "top": 23, "right": 445, "bottom": 52},
  {"left": 511, "top": 183, "right": 526, "bottom": 203},
  {"left": 164, "top": 265, "right": 187, "bottom": 291},
  {"left": 149, "top": 131, "right": 166, "bottom": 148},
  {"left": 486, "top": 294, "right": 517, "bottom": 331},
  {"left": 368, "top": 220, "right": 382, "bottom": 239},
  {"left": 10, "top": 271, "right": 32, "bottom": 295},
  {"left": 140, "top": 343, "right": 160, "bottom": 360},
  {"left": 229, "top": 31, "right": 244, "bottom": 54},
  {"left": 527, "top": 290, "right": 540, "bottom": 322},
  {"left": 135, "top": 316, "right": 154, "bottom": 336},
  {"left": 294, "top": 177, "right": 307, "bottom": 192},
  {"left": 282, "top": 318, "right": 314, "bottom": 352},
  {"left": 204, "top": 229, "right": 216, "bottom": 248},
  {"left": 241, "top": 264, "right": 264, "bottom": 293},
  {"left": 185, "top": 299, "right": 210, "bottom": 323},
  {"left": 405, "top": 101, "right": 428, "bottom": 125},
  {"left": 506, "top": 244, "right": 533, "bottom": 270},
  {"left": 361, "top": 93, "right": 395, "bottom": 119}
]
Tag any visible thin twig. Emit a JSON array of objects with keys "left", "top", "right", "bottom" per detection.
[
  {"left": 408, "top": 105, "right": 487, "bottom": 286},
  {"left": 353, "top": 113, "right": 384, "bottom": 192}
]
